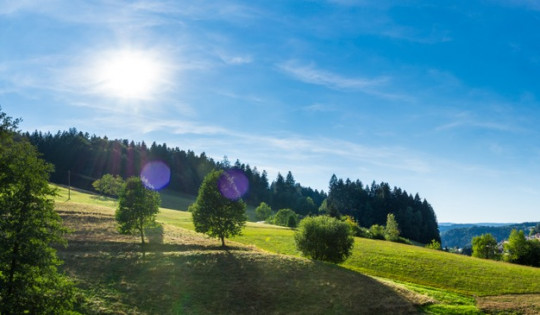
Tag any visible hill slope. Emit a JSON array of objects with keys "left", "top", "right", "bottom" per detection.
[
  {"left": 56, "top": 202, "right": 421, "bottom": 314},
  {"left": 54, "top": 185, "right": 540, "bottom": 314}
]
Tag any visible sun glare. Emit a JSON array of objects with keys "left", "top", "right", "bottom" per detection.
[{"left": 92, "top": 49, "right": 167, "bottom": 100}]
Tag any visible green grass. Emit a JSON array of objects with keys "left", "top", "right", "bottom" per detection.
[
  {"left": 53, "top": 185, "right": 540, "bottom": 313},
  {"left": 155, "top": 206, "right": 540, "bottom": 297},
  {"left": 56, "top": 202, "right": 420, "bottom": 314}
]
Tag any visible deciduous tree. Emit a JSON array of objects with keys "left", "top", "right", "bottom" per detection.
[
  {"left": 0, "top": 109, "right": 74, "bottom": 313},
  {"left": 116, "top": 177, "right": 161, "bottom": 257},
  {"left": 189, "top": 170, "right": 247, "bottom": 247},
  {"left": 255, "top": 202, "right": 273, "bottom": 221},
  {"left": 472, "top": 233, "right": 500, "bottom": 260},
  {"left": 385, "top": 213, "right": 400, "bottom": 242},
  {"left": 92, "top": 173, "right": 125, "bottom": 197}
]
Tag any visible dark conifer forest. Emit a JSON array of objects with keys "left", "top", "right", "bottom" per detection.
[{"left": 26, "top": 128, "right": 440, "bottom": 243}]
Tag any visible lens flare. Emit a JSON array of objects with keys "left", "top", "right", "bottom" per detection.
[
  {"left": 218, "top": 169, "right": 249, "bottom": 200},
  {"left": 140, "top": 161, "right": 171, "bottom": 190}
]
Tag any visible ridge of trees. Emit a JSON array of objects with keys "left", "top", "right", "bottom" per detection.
[
  {"left": 325, "top": 175, "right": 440, "bottom": 244},
  {"left": 25, "top": 128, "right": 440, "bottom": 243},
  {"left": 25, "top": 128, "right": 326, "bottom": 213}
]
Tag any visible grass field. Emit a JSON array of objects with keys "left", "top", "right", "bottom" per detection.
[
  {"left": 53, "top": 185, "right": 540, "bottom": 314},
  {"left": 56, "top": 202, "right": 424, "bottom": 314}
]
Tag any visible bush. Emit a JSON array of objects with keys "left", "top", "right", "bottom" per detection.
[
  {"left": 369, "top": 224, "right": 385, "bottom": 240},
  {"left": 294, "top": 216, "right": 354, "bottom": 263},
  {"left": 343, "top": 215, "right": 362, "bottom": 237},
  {"left": 425, "top": 239, "right": 442, "bottom": 250}
]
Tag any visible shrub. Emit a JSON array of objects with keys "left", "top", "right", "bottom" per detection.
[
  {"left": 369, "top": 224, "right": 386, "bottom": 240},
  {"left": 294, "top": 216, "right": 354, "bottom": 263},
  {"left": 425, "top": 239, "right": 442, "bottom": 250}
]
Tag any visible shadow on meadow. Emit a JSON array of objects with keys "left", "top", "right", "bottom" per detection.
[{"left": 57, "top": 204, "right": 420, "bottom": 314}]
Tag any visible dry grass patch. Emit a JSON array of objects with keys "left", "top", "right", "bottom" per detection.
[{"left": 477, "top": 294, "right": 540, "bottom": 315}]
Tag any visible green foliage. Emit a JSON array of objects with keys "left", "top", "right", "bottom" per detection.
[
  {"left": 504, "top": 229, "right": 528, "bottom": 263},
  {"left": 503, "top": 229, "right": 540, "bottom": 267},
  {"left": 274, "top": 208, "right": 298, "bottom": 227},
  {"left": 441, "top": 223, "right": 534, "bottom": 249},
  {"left": 116, "top": 177, "right": 161, "bottom": 253},
  {"left": 255, "top": 202, "right": 273, "bottom": 221},
  {"left": 471, "top": 233, "right": 500, "bottom": 260},
  {"left": 92, "top": 173, "right": 125, "bottom": 196},
  {"left": 425, "top": 239, "right": 442, "bottom": 250},
  {"left": 0, "top": 109, "right": 75, "bottom": 313},
  {"left": 294, "top": 216, "right": 354, "bottom": 263},
  {"left": 189, "top": 170, "right": 247, "bottom": 246},
  {"left": 385, "top": 213, "right": 400, "bottom": 242},
  {"left": 369, "top": 224, "right": 386, "bottom": 240},
  {"left": 343, "top": 215, "right": 363, "bottom": 237},
  {"left": 326, "top": 175, "right": 440, "bottom": 244}
]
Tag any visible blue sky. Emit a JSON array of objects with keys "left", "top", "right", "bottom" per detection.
[{"left": 1, "top": 0, "right": 540, "bottom": 223}]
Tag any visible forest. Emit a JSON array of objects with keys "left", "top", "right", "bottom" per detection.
[{"left": 25, "top": 128, "right": 440, "bottom": 244}]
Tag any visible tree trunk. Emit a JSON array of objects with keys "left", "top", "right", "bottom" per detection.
[
  {"left": 220, "top": 235, "right": 225, "bottom": 247},
  {"left": 140, "top": 219, "right": 146, "bottom": 259},
  {"left": 5, "top": 241, "right": 19, "bottom": 307}
]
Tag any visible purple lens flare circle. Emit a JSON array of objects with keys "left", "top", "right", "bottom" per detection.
[
  {"left": 140, "top": 160, "right": 171, "bottom": 190},
  {"left": 218, "top": 169, "right": 249, "bottom": 200}
]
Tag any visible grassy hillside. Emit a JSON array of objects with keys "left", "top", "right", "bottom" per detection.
[
  {"left": 55, "top": 202, "right": 423, "bottom": 314},
  {"left": 53, "top": 185, "right": 540, "bottom": 314}
]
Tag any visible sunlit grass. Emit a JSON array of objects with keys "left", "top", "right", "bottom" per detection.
[{"left": 54, "top": 185, "right": 540, "bottom": 313}]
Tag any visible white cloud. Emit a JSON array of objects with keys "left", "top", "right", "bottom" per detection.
[{"left": 278, "top": 60, "right": 387, "bottom": 90}]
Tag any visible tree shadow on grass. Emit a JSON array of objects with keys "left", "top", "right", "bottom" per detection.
[{"left": 62, "top": 247, "right": 420, "bottom": 314}]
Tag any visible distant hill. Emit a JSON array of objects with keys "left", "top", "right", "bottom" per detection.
[
  {"left": 441, "top": 222, "right": 539, "bottom": 248},
  {"left": 438, "top": 223, "right": 515, "bottom": 234}
]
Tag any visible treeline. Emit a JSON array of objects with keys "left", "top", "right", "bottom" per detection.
[
  {"left": 25, "top": 128, "right": 326, "bottom": 212},
  {"left": 325, "top": 175, "right": 440, "bottom": 244},
  {"left": 25, "top": 128, "right": 440, "bottom": 244}
]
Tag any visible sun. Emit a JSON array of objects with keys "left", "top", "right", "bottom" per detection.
[{"left": 92, "top": 49, "right": 167, "bottom": 100}]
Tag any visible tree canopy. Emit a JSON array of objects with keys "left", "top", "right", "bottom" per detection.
[
  {"left": 0, "top": 109, "right": 74, "bottom": 313},
  {"left": 294, "top": 216, "right": 354, "bottom": 263},
  {"left": 472, "top": 233, "right": 500, "bottom": 260},
  {"left": 326, "top": 175, "right": 440, "bottom": 244},
  {"left": 189, "top": 170, "right": 247, "bottom": 247},
  {"left": 116, "top": 177, "right": 161, "bottom": 257}
]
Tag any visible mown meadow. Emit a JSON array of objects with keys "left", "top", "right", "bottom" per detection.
[{"left": 53, "top": 185, "right": 540, "bottom": 314}]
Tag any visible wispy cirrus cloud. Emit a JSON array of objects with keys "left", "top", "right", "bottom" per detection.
[
  {"left": 278, "top": 60, "right": 387, "bottom": 90},
  {"left": 435, "top": 111, "right": 525, "bottom": 133}
]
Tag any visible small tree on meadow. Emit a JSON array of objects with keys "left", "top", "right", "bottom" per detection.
[
  {"left": 189, "top": 170, "right": 247, "bottom": 247},
  {"left": 504, "top": 229, "right": 529, "bottom": 264},
  {"left": 274, "top": 208, "right": 298, "bottom": 227},
  {"left": 116, "top": 177, "right": 161, "bottom": 257},
  {"left": 255, "top": 202, "right": 273, "bottom": 221},
  {"left": 294, "top": 216, "right": 354, "bottom": 264},
  {"left": 472, "top": 233, "right": 500, "bottom": 260},
  {"left": 385, "top": 213, "right": 400, "bottom": 242},
  {"left": 93, "top": 174, "right": 125, "bottom": 197}
]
